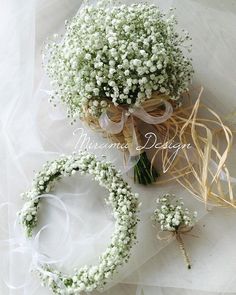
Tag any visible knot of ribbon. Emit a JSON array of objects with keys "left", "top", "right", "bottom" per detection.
[
  {"left": 98, "top": 94, "right": 173, "bottom": 156},
  {"left": 156, "top": 225, "right": 196, "bottom": 241}
]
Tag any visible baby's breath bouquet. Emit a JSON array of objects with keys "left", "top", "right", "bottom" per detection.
[
  {"left": 44, "top": 1, "right": 193, "bottom": 185},
  {"left": 44, "top": 0, "right": 235, "bottom": 205}
]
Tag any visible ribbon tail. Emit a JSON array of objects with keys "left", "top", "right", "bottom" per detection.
[
  {"left": 133, "top": 100, "right": 173, "bottom": 124},
  {"left": 98, "top": 111, "right": 126, "bottom": 134}
]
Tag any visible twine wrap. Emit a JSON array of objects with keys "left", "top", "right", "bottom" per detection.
[
  {"left": 157, "top": 226, "right": 196, "bottom": 269},
  {"left": 176, "top": 232, "right": 191, "bottom": 269}
]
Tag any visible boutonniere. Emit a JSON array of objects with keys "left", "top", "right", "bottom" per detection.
[{"left": 153, "top": 194, "right": 197, "bottom": 269}]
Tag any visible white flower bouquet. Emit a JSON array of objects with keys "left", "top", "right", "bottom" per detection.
[
  {"left": 44, "top": 1, "right": 193, "bottom": 185},
  {"left": 45, "top": 3, "right": 193, "bottom": 117},
  {"left": 44, "top": 0, "right": 235, "bottom": 207}
]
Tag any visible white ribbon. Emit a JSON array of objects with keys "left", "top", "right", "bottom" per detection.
[
  {"left": 99, "top": 100, "right": 173, "bottom": 135},
  {"left": 0, "top": 194, "right": 72, "bottom": 292}
]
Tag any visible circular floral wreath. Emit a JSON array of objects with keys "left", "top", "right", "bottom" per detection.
[{"left": 19, "top": 151, "right": 139, "bottom": 294}]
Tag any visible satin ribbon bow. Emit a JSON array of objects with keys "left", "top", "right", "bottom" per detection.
[{"left": 99, "top": 97, "right": 173, "bottom": 134}]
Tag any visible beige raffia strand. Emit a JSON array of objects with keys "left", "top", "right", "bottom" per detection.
[
  {"left": 82, "top": 89, "right": 235, "bottom": 207},
  {"left": 155, "top": 89, "right": 235, "bottom": 208}
]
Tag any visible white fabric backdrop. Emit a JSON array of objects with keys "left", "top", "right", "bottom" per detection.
[{"left": 0, "top": 0, "right": 236, "bottom": 294}]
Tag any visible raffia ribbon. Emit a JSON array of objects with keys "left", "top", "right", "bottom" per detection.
[
  {"left": 82, "top": 88, "right": 236, "bottom": 207},
  {"left": 159, "top": 88, "right": 236, "bottom": 208}
]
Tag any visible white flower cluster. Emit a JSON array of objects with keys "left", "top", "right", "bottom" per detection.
[
  {"left": 153, "top": 194, "right": 197, "bottom": 231},
  {"left": 45, "top": 2, "right": 193, "bottom": 118},
  {"left": 19, "top": 151, "right": 139, "bottom": 294}
]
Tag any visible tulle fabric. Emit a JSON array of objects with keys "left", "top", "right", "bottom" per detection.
[{"left": 0, "top": 0, "right": 236, "bottom": 294}]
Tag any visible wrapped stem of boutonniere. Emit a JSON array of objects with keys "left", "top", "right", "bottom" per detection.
[{"left": 153, "top": 194, "right": 197, "bottom": 269}]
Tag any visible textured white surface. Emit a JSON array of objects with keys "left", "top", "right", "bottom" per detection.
[{"left": 0, "top": 0, "right": 236, "bottom": 294}]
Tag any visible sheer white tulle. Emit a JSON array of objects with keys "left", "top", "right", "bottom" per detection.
[{"left": 1, "top": 0, "right": 236, "bottom": 294}]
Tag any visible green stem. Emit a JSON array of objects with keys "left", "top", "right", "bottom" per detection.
[{"left": 133, "top": 152, "right": 159, "bottom": 185}]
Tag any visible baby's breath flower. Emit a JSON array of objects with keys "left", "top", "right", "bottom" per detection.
[
  {"left": 153, "top": 194, "right": 197, "bottom": 231},
  {"left": 44, "top": 2, "right": 193, "bottom": 119}
]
